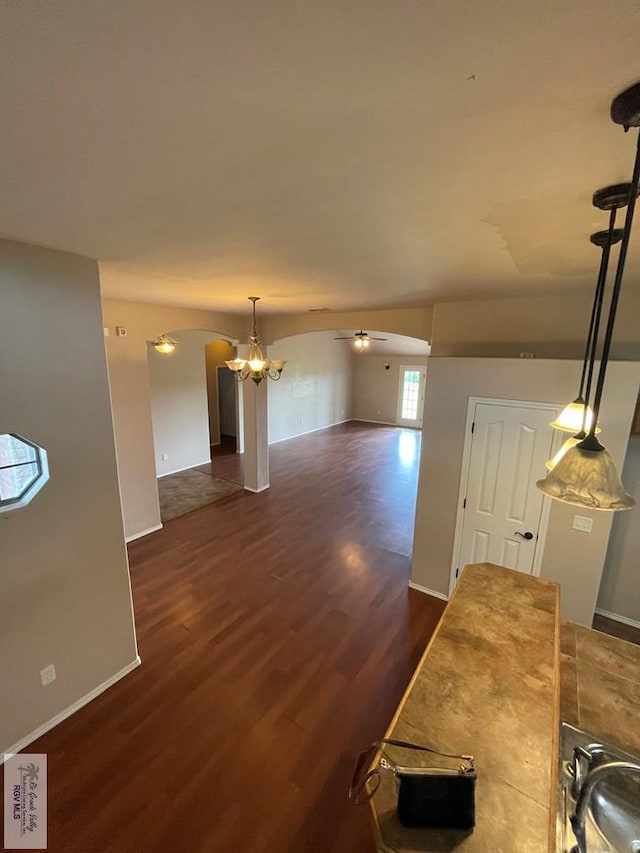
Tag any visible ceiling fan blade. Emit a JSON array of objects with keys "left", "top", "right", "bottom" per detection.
[
  {"left": 333, "top": 336, "right": 355, "bottom": 340},
  {"left": 369, "top": 337, "right": 388, "bottom": 341}
]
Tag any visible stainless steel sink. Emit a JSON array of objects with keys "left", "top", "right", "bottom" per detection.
[{"left": 559, "top": 723, "right": 640, "bottom": 852}]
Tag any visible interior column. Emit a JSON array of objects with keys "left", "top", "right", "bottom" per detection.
[{"left": 238, "top": 344, "right": 269, "bottom": 493}]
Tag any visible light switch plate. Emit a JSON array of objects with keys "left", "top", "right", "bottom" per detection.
[{"left": 573, "top": 515, "right": 593, "bottom": 533}]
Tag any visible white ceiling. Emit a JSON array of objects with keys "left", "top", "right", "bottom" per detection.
[{"left": 2, "top": 1, "right": 640, "bottom": 314}]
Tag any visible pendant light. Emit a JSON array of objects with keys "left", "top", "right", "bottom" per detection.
[
  {"left": 537, "top": 82, "right": 640, "bottom": 511},
  {"left": 545, "top": 216, "right": 624, "bottom": 470},
  {"left": 550, "top": 184, "right": 630, "bottom": 436}
]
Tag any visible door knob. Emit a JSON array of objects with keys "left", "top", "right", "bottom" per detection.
[{"left": 515, "top": 531, "right": 534, "bottom": 541}]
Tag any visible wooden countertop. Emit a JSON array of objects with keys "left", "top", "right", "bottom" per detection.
[{"left": 368, "top": 562, "right": 561, "bottom": 852}]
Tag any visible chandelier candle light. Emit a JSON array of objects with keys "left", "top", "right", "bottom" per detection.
[
  {"left": 225, "top": 297, "right": 286, "bottom": 385},
  {"left": 537, "top": 82, "right": 640, "bottom": 511}
]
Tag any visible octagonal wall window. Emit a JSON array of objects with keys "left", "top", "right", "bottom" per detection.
[{"left": 0, "top": 434, "right": 50, "bottom": 513}]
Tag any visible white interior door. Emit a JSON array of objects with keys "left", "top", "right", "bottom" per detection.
[
  {"left": 453, "top": 400, "right": 556, "bottom": 588},
  {"left": 397, "top": 366, "right": 426, "bottom": 428}
]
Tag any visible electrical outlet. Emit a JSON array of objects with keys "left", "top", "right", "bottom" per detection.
[
  {"left": 40, "top": 664, "right": 56, "bottom": 686},
  {"left": 572, "top": 515, "right": 593, "bottom": 534},
  {"left": 162, "top": 453, "right": 168, "bottom": 461}
]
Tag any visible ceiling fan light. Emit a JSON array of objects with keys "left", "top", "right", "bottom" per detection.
[
  {"left": 537, "top": 445, "right": 635, "bottom": 511},
  {"left": 550, "top": 400, "right": 601, "bottom": 434}
]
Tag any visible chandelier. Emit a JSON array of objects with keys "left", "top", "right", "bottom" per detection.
[{"left": 225, "top": 297, "right": 286, "bottom": 385}]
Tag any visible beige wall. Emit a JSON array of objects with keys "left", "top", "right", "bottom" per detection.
[
  {"left": 148, "top": 330, "right": 214, "bottom": 477},
  {"left": 431, "top": 291, "right": 640, "bottom": 359},
  {"left": 597, "top": 435, "right": 640, "bottom": 623},
  {"left": 102, "top": 299, "right": 244, "bottom": 539},
  {"left": 267, "top": 332, "right": 352, "bottom": 444},
  {"left": 0, "top": 239, "right": 138, "bottom": 753},
  {"left": 352, "top": 354, "right": 428, "bottom": 424},
  {"left": 411, "top": 357, "right": 640, "bottom": 625},
  {"left": 262, "top": 306, "right": 433, "bottom": 345},
  {"left": 205, "top": 339, "right": 235, "bottom": 445}
]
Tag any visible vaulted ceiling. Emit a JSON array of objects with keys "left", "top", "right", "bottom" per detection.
[{"left": 2, "top": 1, "right": 640, "bottom": 313}]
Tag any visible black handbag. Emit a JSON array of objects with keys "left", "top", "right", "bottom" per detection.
[{"left": 349, "top": 737, "right": 476, "bottom": 830}]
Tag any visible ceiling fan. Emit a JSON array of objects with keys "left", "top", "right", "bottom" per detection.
[{"left": 334, "top": 330, "right": 387, "bottom": 351}]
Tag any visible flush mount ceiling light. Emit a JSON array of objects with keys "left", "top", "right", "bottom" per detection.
[
  {"left": 152, "top": 334, "right": 178, "bottom": 355},
  {"left": 333, "top": 330, "right": 388, "bottom": 352},
  {"left": 225, "top": 297, "right": 286, "bottom": 385},
  {"left": 537, "top": 82, "right": 640, "bottom": 511}
]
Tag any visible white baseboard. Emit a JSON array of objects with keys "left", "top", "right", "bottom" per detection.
[
  {"left": 244, "top": 484, "right": 270, "bottom": 493},
  {"left": 594, "top": 607, "right": 640, "bottom": 630},
  {"left": 268, "top": 419, "right": 350, "bottom": 446},
  {"left": 408, "top": 580, "right": 449, "bottom": 602},
  {"left": 2, "top": 656, "right": 141, "bottom": 761},
  {"left": 125, "top": 523, "right": 163, "bottom": 543},
  {"left": 157, "top": 460, "right": 211, "bottom": 478},
  {"left": 349, "top": 417, "right": 398, "bottom": 427}
]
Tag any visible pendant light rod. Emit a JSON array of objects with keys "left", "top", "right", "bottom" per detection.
[
  {"left": 578, "top": 210, "right": 618, "bottom": 433},
  {"left": 249, "top": 296, "right": 260, "bottom": 338},
  {"left": 582, "top": 130, "right": 640, "bottom": 450}
]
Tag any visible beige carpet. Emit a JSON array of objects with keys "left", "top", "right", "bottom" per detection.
[{"left": 158, "top": 468, "right": 243, "bottom": 522}]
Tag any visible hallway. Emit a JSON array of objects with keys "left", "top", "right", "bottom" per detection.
[{"left": 28, "top": 422, "right": 445, "bottom": 853}]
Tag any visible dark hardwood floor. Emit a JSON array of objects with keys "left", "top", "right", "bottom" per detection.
[
  {"left": 23, "top": 422, "right": 445, "bottom": 853},
  {"left": 198, "top": 435, "right": 243, "bottom": 484}
]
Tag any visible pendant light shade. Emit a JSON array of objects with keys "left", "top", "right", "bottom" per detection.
[
  {"left": 545, "top": 435, "right": 582, "bottom": 471},
  {"left": 537, "top": 445, "right": 635, "bottom": 511},
  {"left": 550, "top": 400, "right": 600, "bottom": 434}
]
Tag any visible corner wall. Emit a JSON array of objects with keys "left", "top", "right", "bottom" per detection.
[
  {"left": 410, "top": 357, "right": 640, "bottom": 625},
  {"left": 205, "top": 339, "right": 236, "bottom": 445},
  {"left": 148, "top": 331, "right": 214, "bottom": 477},
  {"left": 351, "top": 355, "right": 428, "bottom": 424},
  {"left": 0, "top": 239, "right": 139, "bottom": 753},
  {"left": 597, "top": 435, "right": 640, "bottom": 623},
  {"left": 267, "top": 332, "right": 352, "bottom": 444},
  {"left": 431, "top": 291, "right": 640, "bottom": 359},
  {"left": 102, "top": 299, "right": 244, "bottom": 540}
]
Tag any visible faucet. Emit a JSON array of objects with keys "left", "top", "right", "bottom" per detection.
[{"left": 570, "top": 760, "right": 640, "bottom": 852}]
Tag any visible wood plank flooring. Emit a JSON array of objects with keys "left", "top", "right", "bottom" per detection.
[{"left": 21, "top": 422, "right": 445, "bottom": 853}]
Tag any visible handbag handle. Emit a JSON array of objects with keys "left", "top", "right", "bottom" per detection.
[
  {"left": 349, "top": 738, "right": 474, "bottom": 805},
  {"left": 377, "top": 738, "right": 474, "bottom": 768}
]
